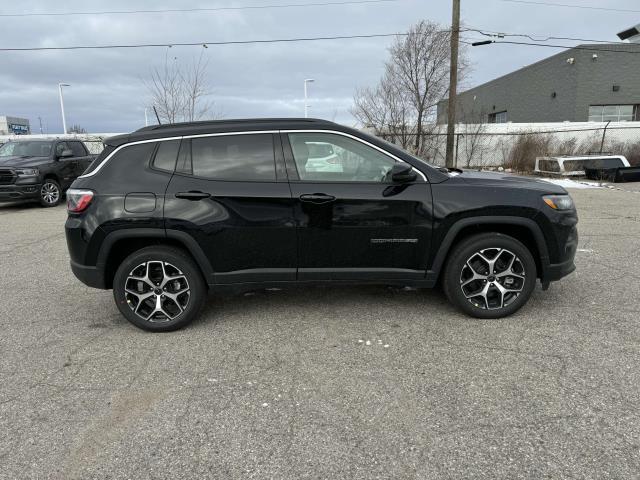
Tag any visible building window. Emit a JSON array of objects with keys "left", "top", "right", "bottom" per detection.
[
  {"left": 588, "top": 105, "right": 639, "bottom": 122},
  {"left": 488, "top": 111, "right": 508, "bottom": 123}
]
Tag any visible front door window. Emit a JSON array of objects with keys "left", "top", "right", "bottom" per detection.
[{"left": 288, "top": 133, "right": 398, "bottom": 183}]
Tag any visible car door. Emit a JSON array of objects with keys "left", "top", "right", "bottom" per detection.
[
  {"left": 68, "top": 141, "right": 93, "bottom": 176},
  {"left": 164, "top": 132, "right": 296, "bottom": 285},
  {"left": 282, "top": 131, "right": 433, "bottom": 281},
  {"left": 54, "top": 142, "right": 78, "bottom": 189}
]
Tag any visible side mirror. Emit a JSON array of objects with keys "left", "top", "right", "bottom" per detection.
[
  {"left": 59, "top": 149, "right": 73, "bottom": 158},
  {"left": 391, "top": 163, "right": 417, "bottom": 183}
]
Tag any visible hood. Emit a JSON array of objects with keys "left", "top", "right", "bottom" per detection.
[
  {"left": 457, "top": 170, "right": 568, "bottom": 194},
  {"left": 0, "top": 155, "right": 50, "bottom": 168}
]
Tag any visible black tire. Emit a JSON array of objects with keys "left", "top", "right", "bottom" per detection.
[
  {"left": 113, "top": 246, "right": 207, "bottom": 332},
  {"left": 39, "top": 179, "right": 62, "bottom": 207},
  {"left": 443, "top": 233, "right": 537, "bottom": 319}
]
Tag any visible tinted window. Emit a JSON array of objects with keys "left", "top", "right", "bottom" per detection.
[
  {"left": 99, "top": 143, "right": 156, "bottom": 183},
  {"left": 190, "top": 134, "right": 275, "bottom": 181},
  {"left": 152, "top": 140, "right": 180, "bottom": 172},
  {"left": 83, "top": 145, "right": 114, "bottom": 175},
  {"left": 288, "top": 132, "right": 397, "bottom": 182},
  {"left": 69, "top": 141, "right": 86, "bottom": 157}
]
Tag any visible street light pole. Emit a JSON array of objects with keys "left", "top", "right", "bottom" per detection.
[
  {"left": 445, "top": 0, "right": 460, "bottom": 168},
  {"left": 304, "top": 79, "right": 315, "bottom": 118},
  {"left": 58, "top": 83, "right": 70, "bottom": 134}
]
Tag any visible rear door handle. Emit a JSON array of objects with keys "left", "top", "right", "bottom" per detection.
[
  {"left": 175, "top": 191, "right": 211, "bottom": 201},
  {"left": 299, "top": 193, "right": 336, "bottom": 204}
]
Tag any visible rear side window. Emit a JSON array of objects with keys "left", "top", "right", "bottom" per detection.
[
  {"left": 190, "top": 134, "right": 276, "bottom": 181},
  {"left": 97, "top": 143, "right": 156, "bottom": 182},
  {"left": 152, "top": 140, "right": 180, "bottom": 172},
  {"left": 83, "top": 145, "right": 114, "bottom": 175}
]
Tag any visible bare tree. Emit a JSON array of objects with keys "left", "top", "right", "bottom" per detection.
[
  {"left": 352, "top": 70, "right": 414, "bottom": 149},
  {"left": 352, "top": 20, "right": 469, "bottom": 155},
  {"left": 145, "top": 51, "right": 218, "bottom": 124}
]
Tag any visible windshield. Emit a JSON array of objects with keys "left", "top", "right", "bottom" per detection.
[{"left": 0, "top": 141, "right": 53, "bottom": 157}]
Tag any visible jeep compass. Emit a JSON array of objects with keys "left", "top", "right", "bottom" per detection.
[{"left": 65, "top": 119, "right": 577, "bottom": 331}]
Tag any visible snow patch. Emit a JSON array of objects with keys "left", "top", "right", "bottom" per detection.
[{"left": 538, "top": 178, "right": 603, "bottom": 189}]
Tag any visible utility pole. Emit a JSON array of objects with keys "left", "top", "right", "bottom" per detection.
[{"left": 445, "top": 0, "right": 460, "bottom": 168}]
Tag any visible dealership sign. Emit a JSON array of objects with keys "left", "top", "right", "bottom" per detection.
[{"left": 9, "top": 124, "right": 29, "bottom": 134}]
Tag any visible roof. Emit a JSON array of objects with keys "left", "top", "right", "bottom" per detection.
[{"left": 106, "top": 117, "right": 340, "bottom": 147}]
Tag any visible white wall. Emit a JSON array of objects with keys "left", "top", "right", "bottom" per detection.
[{"left": 408, "top": 122, "right": 640, "bottom": 167}]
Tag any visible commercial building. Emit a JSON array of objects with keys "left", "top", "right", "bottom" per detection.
[
  {"left": 437, "top": 27, "right": 640, "bottom": 124},
  {"left": 0, "top": 116, "right": 31, "bottom": 135}
]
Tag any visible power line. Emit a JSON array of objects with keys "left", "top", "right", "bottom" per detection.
[
  {"left": 466, "top": 27, "right": 628, "bottom": 45},
  {"left": 0, "top": 0, "right": 400, "bottom": 18},
  {"left": 499, "top": 0, "right": 640, "bottom": 14},
  {"left": 467, "top": 39, "right": 640, "bottom": 54},
  {"left": 0, "top": 33, "right": 408, "bottom": 53}
]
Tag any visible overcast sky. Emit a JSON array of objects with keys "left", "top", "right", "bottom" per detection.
[{"left": 0, "top": 0, "right": 636, "bottom": 133}]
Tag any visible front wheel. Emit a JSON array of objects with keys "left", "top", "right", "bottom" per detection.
[
  {"left": 113, "top": 246, "right": 207, "bottom": 332},
  {"left": 39, "top": 179, "right": 62, "bottom": 207},
  {"left": 443, "top": 233, "right": 537, "bottom": 319}
]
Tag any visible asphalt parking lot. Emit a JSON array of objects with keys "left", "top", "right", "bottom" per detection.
[{"left": 1, "top": 185, "right": 639, "bottom": 479}]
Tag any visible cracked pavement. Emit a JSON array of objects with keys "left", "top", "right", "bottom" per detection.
[{"left": 0, "top": 186, "right": 639, "bottom": 479}]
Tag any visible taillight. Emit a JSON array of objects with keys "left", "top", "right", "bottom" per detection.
[{"left": 67, "top": 189, "right": 94, "bottom": 213}]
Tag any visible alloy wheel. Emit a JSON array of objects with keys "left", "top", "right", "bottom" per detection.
[
  {"left": 459, "top": 248, "right": 526, "bottom": 310},
  {"left": 124, "top": 261, "right": 191, "bottom": 323},
  {"left": 40, "top": 182, "right": 60, "bottom": 205}
]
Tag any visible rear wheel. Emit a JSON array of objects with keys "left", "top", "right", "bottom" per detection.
[
  {"left": 113, "top": 246, "right": 206, "bottom": 332},
  {"left": 39, "top": 179, "right": 61, "bottom": 207},
  {"left": 443, "top": 233, "right": 537, "bottom": 318}
]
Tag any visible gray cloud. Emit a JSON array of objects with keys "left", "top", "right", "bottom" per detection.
[{"left": 0, "top": 0, "right": 635, "bottom": 133}]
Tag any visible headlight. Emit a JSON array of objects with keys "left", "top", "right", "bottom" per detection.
[
  {"left": 543, "top": 194, "right": 574, "bottom": 211},
  {"left": 15, "top": 168, "right": 39, "bottom": 176}
]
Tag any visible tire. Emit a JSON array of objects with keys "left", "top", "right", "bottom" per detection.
[
  {"left": 443, "top": 233, "right": 537, "bottom": 319},
  {"left": 39, "top": 179, "right": 62, "bottom": 207},
  {"left": 113, "top": 246, "right": 207, "bottom": 332}
]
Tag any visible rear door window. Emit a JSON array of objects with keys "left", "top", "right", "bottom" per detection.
[
  {"left": 189, "top": 134, "right": 276, "bottom": 181},
  {"left": 69, "top": 141, "right": 87, "bottom": 157}
]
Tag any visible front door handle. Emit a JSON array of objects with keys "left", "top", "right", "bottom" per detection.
[
  {"left": 175, "top": 191, "right": 211, "bottom": 201},
  {"left": 299, "top": 193, "right": 336, "bottom": 204}
]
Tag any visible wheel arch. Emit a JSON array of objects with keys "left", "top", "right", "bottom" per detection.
[
  {"left": 97, "top": 228, "right": 214, "bottom": 289},
  {"left": 428, "top": 216, "right": 550, "bottom": 284},
  {"left": 41, "top": 172, "right": 61, "bottom": 184}
]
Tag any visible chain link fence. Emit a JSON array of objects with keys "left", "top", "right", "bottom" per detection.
[{"left": 377, "top": 122, "right": 640, "bottom": 171}]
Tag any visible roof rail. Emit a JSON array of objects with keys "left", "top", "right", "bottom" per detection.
[{"left": 136, "top": 117, "right": 333, "bottom": 132}]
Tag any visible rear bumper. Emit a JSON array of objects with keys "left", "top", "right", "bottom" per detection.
[
  {"left": 0, "top": 184, "right": 41, "bottom": 202},
  {"left": 70, "top": 259, "right": 106, "bottom": 289}
]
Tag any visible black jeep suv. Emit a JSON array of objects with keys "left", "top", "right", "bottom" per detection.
[
  {"left": 65, "top": 119, "right": 577, "bottom": 331},
  {"left": 0, "top": 139, "right": 96, "bottom": 206}
]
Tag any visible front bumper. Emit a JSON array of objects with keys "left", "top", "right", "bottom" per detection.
[
  {"left": 0, "top": 183, "right": 41, "bottom": 202},
  {"left": 546, "top": 257, "right": 576, "bottom": 282}
]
